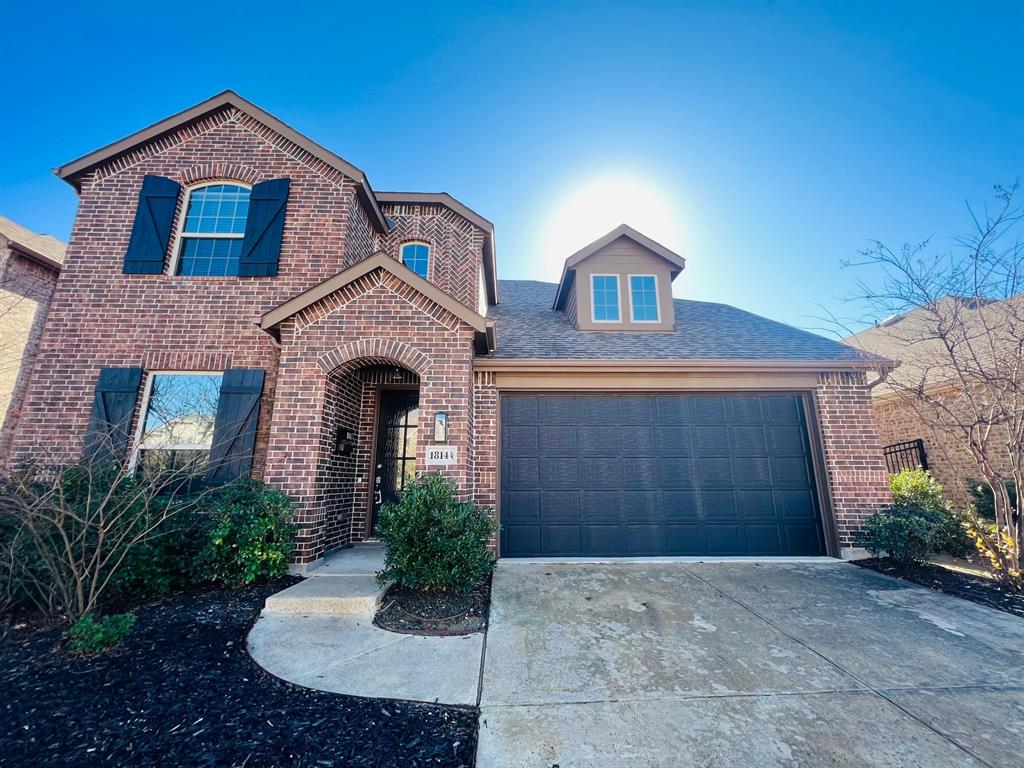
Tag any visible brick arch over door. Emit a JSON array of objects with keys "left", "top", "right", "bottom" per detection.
[{"left": 316, "top": 337, "right": 432, "bottom": 377}]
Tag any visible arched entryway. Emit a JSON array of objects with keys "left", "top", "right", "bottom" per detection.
[{"left": 317, "top": 360, "right": 421, "bottom": 551}]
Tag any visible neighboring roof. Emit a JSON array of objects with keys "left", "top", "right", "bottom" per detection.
[
  {"left": 489, "top": 280, "right": 887, "bottom": 365},
  {"left": 845, "top": 294, "right": 1023, "bottom": 397},
  {"left": 553, "top": 224, "right": 686, "bottom": 309},
  {"left": 0, "top": 215, "right": 65, "bottom": 270},
  {"left": 260, "top": 250, "right": 488, "bottom": 335},
  {"left": 376, "top": 191, "right": 498, "bottom": 306},
  {"left": 54, "top": 90, "right": 389, "bottom": 233}
]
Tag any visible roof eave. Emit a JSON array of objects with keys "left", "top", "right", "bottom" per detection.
[{"left": 474, "top": 357, "right": 897, "bottom": 373}]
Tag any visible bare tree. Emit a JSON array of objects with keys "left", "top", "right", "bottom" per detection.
[{"left": 844, "top": 184, "right": 1023, "bottom": 590}]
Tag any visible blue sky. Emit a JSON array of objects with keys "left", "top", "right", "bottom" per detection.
[{"left": 2, "top": 1, "right": 1021, "bottom": 334}]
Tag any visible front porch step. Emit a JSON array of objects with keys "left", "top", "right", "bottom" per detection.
[{"left": 264, "top": 574, "right": 385, "bottom": 616}]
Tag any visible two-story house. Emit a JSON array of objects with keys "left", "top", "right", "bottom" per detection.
[{"left": 11, "top": 91, "right": 891, "bottom": 565}]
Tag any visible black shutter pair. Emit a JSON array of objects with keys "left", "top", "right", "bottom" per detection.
[
  {"left": 83, "top": 367, "right": 264, "bottom": 485},
  {"left": 123, "top": 175, "right": 290, "bottom": 276}
]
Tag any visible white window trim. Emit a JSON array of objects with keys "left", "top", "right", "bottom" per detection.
[
  {"left": 628, "top": 273, "right": 661, "bottom": 323},
  {"left": 168, "top": 181, "right": 252, "bottom": 276},
  {"left": 400, "top": 241, "right": 432, "bottom": 281},
  {"left": 128, "top": 370, "right": 223, "bottom": 471},
  {"left": 590, "top": 273, "right": 622, "bottom": 323}
]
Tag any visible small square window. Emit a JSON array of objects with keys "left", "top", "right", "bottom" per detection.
[
  {"left": 629, "top": 275, "right": 659, "bottom": 322},
  {"left": 591, "top": 275, "right": 620, "bottom": 322}
]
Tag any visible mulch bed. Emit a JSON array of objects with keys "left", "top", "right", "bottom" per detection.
[
  {"left": 0, "top": 579, "right": 478, "bottom": 767},
  {"left": 374, "top": 578, "right": 490, "bottom": 636},
  {"left": 855, "top": 557, "right": 1024, "bottom": 619}
]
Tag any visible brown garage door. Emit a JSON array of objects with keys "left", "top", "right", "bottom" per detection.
[{"left": 500, "top": 393, "right": 827, "bottom": 557}]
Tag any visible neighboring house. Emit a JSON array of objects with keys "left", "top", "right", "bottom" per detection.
[
  {"left": 11, "top": 90, "right": 892, "bottom": 565},
  {"left": 0, "top": 217, "right": 63, "bottom": 466},
  {"left": 846, "top": 296, "right": 1021, "bottom": 507}
]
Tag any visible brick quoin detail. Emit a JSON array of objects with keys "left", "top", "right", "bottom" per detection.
[{"left": 814, "top": 371, "right": 891, "bottom": 549}]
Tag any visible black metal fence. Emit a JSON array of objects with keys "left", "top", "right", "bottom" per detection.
[{"left": 883, "top": 438, "right": 928, "bottom": 474}]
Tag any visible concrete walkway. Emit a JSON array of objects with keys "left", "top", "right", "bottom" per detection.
[
  {"left": 477, "top": 561, "right": 1024, "bottom": 767},
  {"left": 247, "top": 544, "right": 484, "bottom": 706}
]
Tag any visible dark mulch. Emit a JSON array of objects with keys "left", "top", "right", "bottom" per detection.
[
  {"left": 374, "top": 577, "right": 490, "bottom": 636},
  {"left": 0, "top": 579, "right": 478, "bottom": 768},
  {"left": 855, "top": 557, "right": 1024, "bottom": 619}
]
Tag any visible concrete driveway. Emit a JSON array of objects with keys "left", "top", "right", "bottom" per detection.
[{"left": 476, "top": 561, "right": 1024, "bottom": 767}]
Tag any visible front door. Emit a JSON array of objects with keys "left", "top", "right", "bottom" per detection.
[{"left": 371, "top": 388, "right": 420, "bottom": 533}]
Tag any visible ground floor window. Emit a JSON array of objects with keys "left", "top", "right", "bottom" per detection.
[{"left": 133, "top": 372, "right": 223, "bottom": 478}]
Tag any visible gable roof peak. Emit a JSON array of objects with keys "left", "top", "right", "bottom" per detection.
[
  {"left": 553, "top": 224, "right": 686, "bottom": 310},
  {"left": 54, "top": 89, "right": 388, "bottom": 232}
]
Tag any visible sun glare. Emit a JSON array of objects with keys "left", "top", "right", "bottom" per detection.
[{"left": 539, "top": 172, "right": 684, "bottom": 277}]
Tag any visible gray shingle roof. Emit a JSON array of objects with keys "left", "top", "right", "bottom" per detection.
[{"left": 488, "top": 280, "right": 877, "bottom": 362}]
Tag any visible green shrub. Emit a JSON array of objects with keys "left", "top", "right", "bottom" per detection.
[
  {"left": 966, "top": 479, "right": 1018, "bottom": 522},
  {"left": 855, "top": 505, "right": 942, "bottom": 567},
  {"left": 376, "top": 473, "right": 495, "bottom": 593},
  {"left": 889, "top": 469, "right": 972, "bottom": 557},
  {"left": 107, "top": 508, "right": 206, "bottom": 599},
  {"left": 195, "top": 482, "right": 295, "bottom": 585},
  {"left": 69, "top": 612, "right": 136, "bottom": 652}
]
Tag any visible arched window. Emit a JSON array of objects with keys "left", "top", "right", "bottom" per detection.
[
  {"left": 175, "top": 183, "right": 251, "bottom": 276},
  {"left": 400, "top": 242, "right": 430, "bottom": 279}
]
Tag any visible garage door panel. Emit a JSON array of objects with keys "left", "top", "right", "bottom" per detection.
[
  {"left": 586, "top": 525, "right": 623, "bottom": 555},
  {"left": 701, "top": 490, "right": 737, "bottom": 521},
  {"left": 581, "top": 490, "right": 622, "bottom": 522},
  {"left": 695, "top": 425, "right": 729, "bottom": 453},
  {"left": 500, "top": 393, "right": 826, "bottom": 557},
  {"left": 667, "top": 524, "right": 706, "bottom": 553},
  {"left": 729, "top": 425, "right": 768, "bottom": 455},
  {"left": 538, "top": 395, "right": 577, "bottom": 424},
  {"left": 543, "top": 525, "right": 582, "bottom": 555},
  {"left": 655, "top": 396, "right": 694, "bottom": 422},
  {"left": 732, "top": 456, "right": 772, "bottom": 485},
  {"left": 745, "top": 524, "right": 783, "bottom": 554},
  {"left": 626, "top": 525, "right": 665, "bottom": 555},
  {"left": 656, "top": 426, "right": 693, "bottom": 455},
  {"left": 540, "top": 457, "right": 578, "bottom": 487},
  {"left": 540, "top": 491, "right": 580, "bottom": 521},
  {"left": 504, "top": 425, "right": 539, "bottom": 456},
  {"left": 786, "top": 523, "right": 824, "bottom": 554},
  {"left": 771, "top": 457, "right": 812, "bottom": 486},
  {"left": 504, "top": 457, "right": 539, "bottom": 489},
  {"left": 620, "top": 457, "right": 659, "bottom": 487},
  {"left": 579, "top": 458, "right": 622, "bottom": 487},
  {"left": 663, "top": 490, "right": 700, "bottom": 521},
  {"left": 504, "top": 491, "right": 540, "bottom": 521}
]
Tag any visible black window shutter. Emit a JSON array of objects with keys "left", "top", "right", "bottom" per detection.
[
  {"left": 206, "top": 369, "right": 265, "bottom": 484},
  {"left": 238, "top": 178, "right": 290, "bottom": 277},
  {"left": 83, "top": 367, "right": 144, "bottom": 463},
  {"left": 123, "top": 175, "right": 180, "bottom": 274}
]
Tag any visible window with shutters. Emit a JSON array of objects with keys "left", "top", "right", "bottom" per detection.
[
  {"left": 400, "top": 242, "right": 430, "bottom": 279},
  {"left": 132, "top": 372, "right": 222, "bottom": 476},
  {"left": 173, "top": 183, "right": 251, "bottom": 276}
]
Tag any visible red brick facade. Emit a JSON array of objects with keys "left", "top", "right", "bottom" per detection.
[
  {"left": 10, "top": 95, "right": 891, "bottom": 564},
  {"left": 814, "top": 371, "right": 891, "bottom": 550}
]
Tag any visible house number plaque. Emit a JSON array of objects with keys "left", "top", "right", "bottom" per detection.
[{"left": 425, "top": 446, "right": 458, "bottom": 465}]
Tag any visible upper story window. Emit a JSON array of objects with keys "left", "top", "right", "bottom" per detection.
[
  {"left": 401, "top": 242, "right": 430, "bottom": 279},
  {"left": 629, "top": 275, "right": 660, "bottom": 322},
  {"left": 175, "top": 183, "right": 251, "bottom": 276},
  {"left": 591, "top": 274, "right": 621, "bottom": 322},
  {"left": 133, "top": 372, "right": 223, "bottom": 475}
]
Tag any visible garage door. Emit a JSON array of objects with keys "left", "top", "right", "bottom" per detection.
[{"left": 500, "top": 393, "right": 827, "bottom": 557}]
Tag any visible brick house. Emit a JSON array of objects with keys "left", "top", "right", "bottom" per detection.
[
  {"left": 11, "top": 91, "right": 892, "bottom": 565},
  {"left": 846, "top": 297, "right": 1021, "bottom": 507},
  {"left": 0, "top": 217, "right": 63, "bottom": 467}
]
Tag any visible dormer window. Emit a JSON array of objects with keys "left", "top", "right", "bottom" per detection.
[
  {"left": 629, "top": 274, "right": 660, "bottom": 322},
  {"left": 401, "top": 242, "right": 430, "bottom": 279},
  {"left": 591, "top": 274, "right": 621, "bottom": 322}
]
